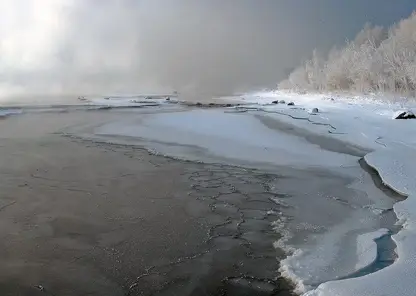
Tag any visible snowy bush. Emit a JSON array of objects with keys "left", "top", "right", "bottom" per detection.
[{"left": 279, "top": 12, "right": 416, "bottom": 96}]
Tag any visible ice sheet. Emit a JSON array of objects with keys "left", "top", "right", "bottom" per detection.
[{"left": 94, "top": 109, "right": 356, "bottom": 168}]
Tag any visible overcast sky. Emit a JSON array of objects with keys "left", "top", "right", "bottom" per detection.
[{"left": 1, "top": 0, "right": 416, "bottom": 99}]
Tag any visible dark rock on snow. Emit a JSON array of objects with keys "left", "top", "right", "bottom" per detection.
[
  {"left": 272, "top": 100, "right": 287, "bottom": 104},
  {"left": 393, "top": 110, "right": 416, "bottom": 119},
  {"left": 287, "top": 102, "right": 295, "bottom": 106}
]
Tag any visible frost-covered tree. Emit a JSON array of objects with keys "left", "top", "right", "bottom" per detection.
[
  {"left": 285, "top": 65, "right": 309, "bottom": 90},
  {"left": 279, "top": 11, "right": 416, "bottom": 97},
  {"left": 278, "top": 50, "right": 324, "bottom": 91},
  {"left": 323, "top": 42, "right": 355, "bottom": 91},
  {"left": 305, "top": 49, "right": 325, "bottom": 91},
  {"left": 353, "top": 23, "right": 386, "bottom": 48}
]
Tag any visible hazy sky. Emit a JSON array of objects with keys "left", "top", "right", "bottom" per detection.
[{"left": 1, "top": 0, "right": 416, "bottom": 99}]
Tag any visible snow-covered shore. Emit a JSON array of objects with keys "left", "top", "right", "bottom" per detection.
[{"left": 234, "top": 91, "right": 416, "bottom": 296}]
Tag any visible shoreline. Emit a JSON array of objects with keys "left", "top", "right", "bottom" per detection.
[
  {"left": 66, "top": 107, "right": 402, "bottom": 294},
  {"left": 0, "top": 105, "right": 406, "bottom": 295}
]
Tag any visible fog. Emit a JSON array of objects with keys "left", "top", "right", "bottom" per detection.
[{"left": 1, "top": 0, "right": 415, "bottom": 101}]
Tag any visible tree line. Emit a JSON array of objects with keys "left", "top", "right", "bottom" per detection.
[{"left": 279, "top": 12, "right": 416, "bottom": 96}]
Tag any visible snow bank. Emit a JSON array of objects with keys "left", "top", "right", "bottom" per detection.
[{"left": 236, "top": 91, "right": 416, "bottom": 296}]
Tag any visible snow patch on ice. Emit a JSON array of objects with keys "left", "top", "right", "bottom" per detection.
[
  {"left": 355, "top": 228, "right": 389, "bottom": 271},
  {"left": 279, "top": 210, "right": 384, "bottom": 293},
  {"left": 365, "top": 147, "right": 415, "bottom": 197}
]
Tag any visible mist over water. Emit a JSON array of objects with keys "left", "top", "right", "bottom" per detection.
[
  {"left": 0, "top": 1, "right": 283, "bottom": 100},
  {"left": 1, "top": 1, "right": 415, "bottom": 102}
]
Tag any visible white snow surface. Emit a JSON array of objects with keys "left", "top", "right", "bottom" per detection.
[{"left": 234, "top": 91, "right": 416, "bottom": 296}]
